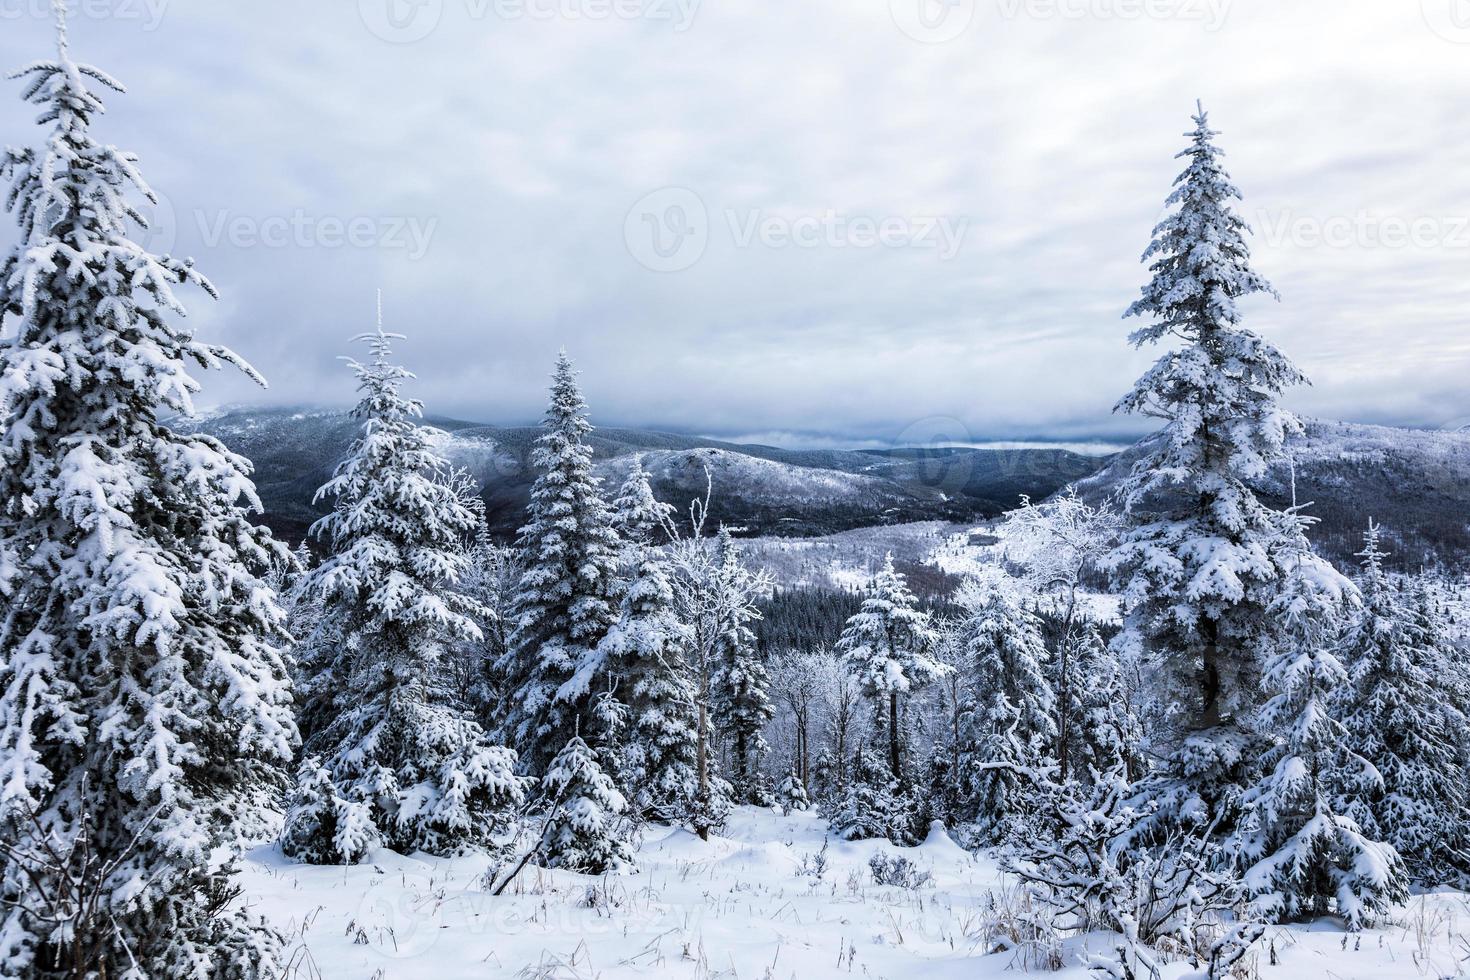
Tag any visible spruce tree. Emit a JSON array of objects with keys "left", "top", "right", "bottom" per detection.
[
  {"left": 1109, "top": 102, "right": 1313, "bottom": 829},
  {"left": 280, "top": 758, "right": 378, "bottom": 866},
  {"left": 295, "top": 321, "right": 524, "bottom": 857},
  {"left": 955, "top": 571, "right": 1057, "bottom": 843},
  {"left": 601, "top": 550, "right": 701, "bottom": 823},
  {"left": 835, "top": 554, "right": 944, "bottom": 783},
  {"left": 0, "top": 17, "right": 296, "bottom": 975},
  {"left": 610, "top": 459, "right": 672, "bottom": 559},
  {"left": 1337, "top": 523, "right": 1470, "bottom": 883},
  {"left": 1230, "top": 549, "right": 1406, "bottom": 927},
  {"left": 709, "top": 528, "right": 774, "bottom": 801},
  {"left": 541, "top": 734, "right": 634, "bottom": 874},
  {"left": 498, "top": 353, "right": 622, "bottom": 772}
]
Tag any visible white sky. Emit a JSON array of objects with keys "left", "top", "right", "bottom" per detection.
[{"left": 1, "top": 0, "right": 1467, "bottom": 446}]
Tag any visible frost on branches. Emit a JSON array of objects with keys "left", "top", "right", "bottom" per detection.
[
  {"left": 498, "top": 353, "right": 623, "bottom": 773},
  {"left": 0, "top": 25, "right": 295, "bottom": 977},
  {"left": 835, "top": 553, "right": 944, "bottom": 784},
  {"left": 1336, "top": 522, "right": 1470, "bottom": 885},
  {"left": 1000, "top": 492, "right": 1139, "bottom": 783},
  {"left": 294, "top": 323, "right": 524, "bottom": 859},
  {"left": 1108, "top": 103, "right": 1319, "bottom": 831}
]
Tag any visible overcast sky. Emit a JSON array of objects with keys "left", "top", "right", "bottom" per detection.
[{"left": 1, "top": 1, "right": 1467, "bottom": 447}]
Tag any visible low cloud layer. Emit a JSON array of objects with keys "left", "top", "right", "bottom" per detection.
[{"left": 1, "top": 1, "right": 1466, "bottom": 446}]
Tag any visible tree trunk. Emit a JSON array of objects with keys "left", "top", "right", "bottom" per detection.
[{"left": 888, "top": 692, "right": 901, "bottom": 782}]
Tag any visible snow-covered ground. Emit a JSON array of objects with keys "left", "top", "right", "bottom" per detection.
[{"left": 242, "top": 807, "right": 1470, "bottom": 979}]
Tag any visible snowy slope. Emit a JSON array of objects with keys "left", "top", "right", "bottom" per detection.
[{"left": 241, "top": 806, "right": 1470, "bottom": 979}]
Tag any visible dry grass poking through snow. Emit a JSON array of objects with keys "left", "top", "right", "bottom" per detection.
[{"left": 239, "top": 806, "right": 1470, "bottom": 979}]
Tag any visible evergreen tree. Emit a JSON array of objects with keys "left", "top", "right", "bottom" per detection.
[
  {"left": 498, "top": 353, "right": 622, "bottom": 772},
  {"left": 1337, "top": 522, "right": 1470, "bottom": 883},
  {"left": 1230, "top": 549, "right": 1406, "bottom": 927},
  {"left": 610, "top": 459, "right": 672, "bottom": 558},
  {"left": 541, "top": 734, "right": 634, "bottom": 874},
  {"left": 1064, "top": 624, "right": 1144, "bottom": 783},
  {"left": 709, "top": 528, "right": 774, "bottom": 801},
  {"left": 0, "top": 19, "right": 296, "bottom": 976},
  {"left": 778, "top": 765, "right": 811, "bottom": 813},
  {"left": 1109, "top": 102, "right": 1311, "bottom": 830},
  {"left": 280, "top": 758, "right": 378, "bottom": 866},
  {"left": 296, "top": 320, "right": 524, "bottom": 858},
  {"left": 601, "top": 550, "right": 700, "bottom": 823},
  {"left": 835, "top": 554, "right": 944, "bottom": 783},
  {"left": 955, "top": 571, "right": 1057, "bottom": 843},
  {"left": 830, "top": 745, "right": 913, "bottom": 843}
]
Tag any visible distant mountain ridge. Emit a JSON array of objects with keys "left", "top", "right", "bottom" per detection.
[
  {"left": 1074, "top": 419, "right": 1470, "bottom": 571},
  {"left": 179, "top": 406, "right": 1109, "bottom": 543},
  {"left": 181, "top": 409, "right": 1470, "bottom": 571}
]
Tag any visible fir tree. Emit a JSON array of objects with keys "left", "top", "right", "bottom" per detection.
[
  {"left": 709, "top": 528, "right": 775, "bottom": 801},
  {"left": 955, "top": 571, "right": 1057, "bottom": 843},
  {"left": 1109, "top": 102, "right": 1312, "bottom": 830},
  {"left": 835, "top": 554, "right": 944, "bottom": 783},
  {"left": 1064, "top": 624, "right": 1144, "bottom": 783},
  {"left": 610, "top": 459, "right": 672, "bottom": 559},
  {"left": 280, "top": 758, "right": 378, "bottom": 866},
  {"left": 295, "top": 318, "right": 524, "bottom": 858},
  {"left": 0, "top": 17, "right": 297, "bottom": 975},
  {"left": 601, "top": 550, "right": 701, "bottom": 823},
  {"left": 498, "top": 353, "right": 622, "bottom": 772},
  {"left": 830, "top": 745, "right": 913, "bottom": 843},
  {"left": 1337, "top": 522, "right": 1470, "bottom": 883},
  {"left": 1230, "top": 547, "right": 1406, "bottom": 927},
  {"left": 541, "top": 734, "right": 634, "bottom": 874},
  {"left": 778, "top": 765, "right": 811, "bottom": 813}
]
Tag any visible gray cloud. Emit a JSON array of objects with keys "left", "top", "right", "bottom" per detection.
[{"left": 1, "top": 0, "right": 1466, "bottom": 447}]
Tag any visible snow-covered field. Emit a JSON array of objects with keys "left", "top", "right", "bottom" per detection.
[{"left": 242, "top": 807, "right": 1470, "bottom": 979}]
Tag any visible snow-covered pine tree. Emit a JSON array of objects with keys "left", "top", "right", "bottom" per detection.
[
  {"left": 280, "top": 757, "right": 379, "bottom": 866},
  {"left": 830, "top": 745, "right": 912, "bottom": 843},
  {"left": 600, "top": 548, "right": 701, "bottom": 823},
  {"left": 1229, "top": 545, "right": 1406, "bottom": 927},
  {"left": 1109, "top": 102, "right": 1311, "bottom": 831},
  {"left": 295, "top": 319, "right": 524, "bottom": 858},
  {"left": 498, "top": 353, "right": 623, "bottom": 772},
  {"left": 835, "top": 554, "right": 944, "bottom": 784},
  {"left": 955, "top": 570, "right": 1057, "bottom": 843},
  {"left": 1067, "top": 624, "right": 1144, "bottom": 783},
  {"left": 1337, "top": 522, "right": 1470, "bottom": 884},
  {"left": 540, "top": 733, "right": 634, "bottom": 874},
  {"left": 778, "top": 765, "right": 811, "bottom": 813},
  {"left": 0, "top": 18, "right": 297, "bottom": 976},
  {"left": 610, "top": 459, "right": 672, "bottom": 560},
  {"left": 709, "top": 527, "right": 775, "bottom": 802}
]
